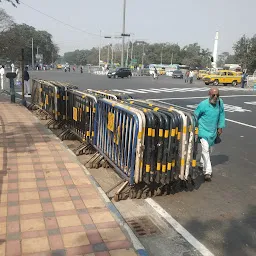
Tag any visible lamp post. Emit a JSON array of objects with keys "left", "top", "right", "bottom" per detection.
[
  {"left": 105, "top": 35, "right": 122, "bottom": 68},
  {"left": 121, "top": 0, "right": 126, "bottom": 67}
]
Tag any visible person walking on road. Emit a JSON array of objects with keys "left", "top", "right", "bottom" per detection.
[
  {"left": 189, "top": 70, "right": 194, "bottom": 84},
  {"left": 185, "top": 70, "right": 190, "bottom": 83},
  {"left": 194, "top": 87, "right": 226, "bottom": 182},
  {"left": 153, "top": 66, "right": 158, "bottom": 79},
  {"left": 241, "top": 71, "right": 247, "bottom": 88},
  {"left": 24, "top": 66, "right": 31, "bottom": 95}
]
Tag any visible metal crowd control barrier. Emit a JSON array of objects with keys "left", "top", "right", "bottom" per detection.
[
  {"left": 59, "top": 89, "right": 97, "bottom": 144},
  {"left": 86, "top": 89, "right": 133, "bottom": 100},
  {"left": 29, "top": 79, "right": 200, "bottom": 201},
  {"left": 95, "top": 98, "right": 146, "bottom": 185},
  {"left": 30, "top": 79, "right": 68, "bottom": 128}
]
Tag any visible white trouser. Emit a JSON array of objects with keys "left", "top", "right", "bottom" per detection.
[
  {"left": 24, "top": 80, "right": 30, "bottom": 94},
  {"left": 200, "top": 138, "right": 213, "bottom": 175},
  {"left": 153, "top": 73, "right": 158, "bottom": 79}
]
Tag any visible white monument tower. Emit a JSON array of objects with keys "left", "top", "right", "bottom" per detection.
[{"left": 212, "top": 31, "right": 219, "bottom": 69}]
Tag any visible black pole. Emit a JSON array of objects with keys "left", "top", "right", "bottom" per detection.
[{"left": 21, "top": 48, "right": 26, "bottom": 106}]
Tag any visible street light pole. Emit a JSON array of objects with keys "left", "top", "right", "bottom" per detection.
[
  {"left": 142, "top": 43, "right": 145, "bottom": 68},
  {"left": 121, "top": 0, "right": 126, "bottom": 67},
  {"left": 99, "top": 30, "right": 101, "bottom": 68},
  {"left": 32, "top": 38, "right": 34, "bottom": 69},
  {"left": 160, "top": 46, "right": 163, "bottom": 65}
]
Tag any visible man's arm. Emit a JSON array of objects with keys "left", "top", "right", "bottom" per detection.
[
  {"left": 194, "top": 102, "right": 203, "bottom": 119},
  {"left": 218, "top": 100, "right": 226, "bottom": 134}
]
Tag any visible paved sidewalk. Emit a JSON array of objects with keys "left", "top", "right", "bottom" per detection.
[{"left": 0, "top": 97, "right": 138, "bottom": 256}]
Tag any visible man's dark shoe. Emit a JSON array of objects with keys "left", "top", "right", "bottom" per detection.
[{"left": 204, "top": 174, "right": 211, "bottom": 182}]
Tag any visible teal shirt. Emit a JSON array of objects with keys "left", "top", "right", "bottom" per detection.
[{"left": 194, "top": 98, "right": 226, "bottom": 146}]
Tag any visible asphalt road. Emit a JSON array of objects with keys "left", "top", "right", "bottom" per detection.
[{"left": 29, "top": 71, "right": 256, "bottom": 256}]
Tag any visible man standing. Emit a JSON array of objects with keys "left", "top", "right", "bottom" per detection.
[
  {"left": 24, "top": 66, "right": 31, "bottom": 95},
  {"left": 241, "top": 71, "right": 247, "bottom": 88},
  {"left": 0, "top": 65, "right": 5, "bottom": 90},
  {"left": 189, "top": 70, "right": 194, "bottom": 84},
  {"left": 194, "top": 87, "right": 226, "bottom": 181}
]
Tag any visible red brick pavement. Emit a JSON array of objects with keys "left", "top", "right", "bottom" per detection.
[{"left": 0, "top": 97, "right": 137, "bottom": 256}]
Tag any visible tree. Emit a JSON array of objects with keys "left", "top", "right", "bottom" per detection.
[
  {"left": 0, "top": 0, "right": 19, "bottom": 7},
  {"left": 0, "top": 8, "right": 14, "bottom": 32},
  {"left": 0, "top": 23, "right": 59, "bottom": 64},
  {"left": 233, "top": 34, "right": 256, "bottom": 73}
]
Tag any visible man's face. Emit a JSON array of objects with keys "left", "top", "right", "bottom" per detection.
[{"left": 209, "top": 89, "right": 219, "bottom": 105}]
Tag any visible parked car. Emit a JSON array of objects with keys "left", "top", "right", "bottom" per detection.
[
  {"left": 172, "top": 70, "right": 183, "bottom": 79},
  {"left": 107, "top": 68, "right": 132, "bottom": 78},
  {"left": 203, "top": 70, "right": 242, "bottom": 86},
  {"left": 140, "top": 68, "right": 150, "bottom": 76}
]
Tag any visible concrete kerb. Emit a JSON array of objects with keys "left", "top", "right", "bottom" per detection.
[{"left": 24, "top": 106, "right": 149, "bottom": 256}]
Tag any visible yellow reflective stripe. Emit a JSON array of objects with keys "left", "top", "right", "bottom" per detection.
[
  {"left": 146, "top": 165, "right": 150, "bottom": 173},
  {"left": 157, "top": 163, "right": 161, "bottom": 171},
  {"left": 171, "top": 129, "right": 175, "bottom": 137},
  {"left": 153, "top": 107, "right": 159, "bottom": 111},
  {"left": 57, "top": 112, "right": 60, "bottom": 116},
  {"left": 189, "top": 125, "right": 192, "bottom": 132},
  {"left": 86, "top": 106, "right": 90, "bottom": 112},
  {"left": 148, "top": 128, "right": 152, "bottom": 137},
  {"left": 130, "top": 101, "right": 134, "bottom": 104},
  {"left": 86, "top": 131, "right": 90, "bottom": 137},
  {"left": 92, "top": 131, "right": 94, "bottom": 137},
  {"left": 82, "top": 138, "right": 86, "bottom": 142},
  {"left": 152, "top": 129, "right": 155, "bottom": 137},
  {"left": 195, "top": 127, "right": 199, "bottom": 134},
  {"left": 181, "top": 158, "right": 185, "bottom": 166},
  {"left": 192, "top": 159, "right": 197, "bottom": 167},
  {"left": 93, "top": 108, "right": 96, "bottom": 113},
  {"left": 183, "top": 126, "right": 187, "bottom": 134},
  {"left": 112, "top": 103, "right": 116, "bottom": 107},
  {"left": 172, "top": 160, "right": 176, "bottom": 167},
  {"left": 82, "top": 95, "right": 85, "bottom": 99},
  {"left": 169, "top": 107, "right": 173, "bottom": 111},
  {"left": 164, "top": 130, "right": 169, "bottom": 138},
  {"left": 162, "top": 165, "right": 166, "bottom": 172},
  {"left": 167, "top": 162, "right": 172, "bottom": 170},
  {"left": 56, "top": 94, "right": 60, "bottom": 99},
  {"left": 177, "top": 132, "right": 181, "bottom": 140},
  {"left": 149, "top": 103, "right": 153, "bottom": 107},
  {"left": 143, "top": 108, "right": 148, "bottom": 113},
  {"left": 159, "top": 129, "right": 163, "bottom": 137},
  {"left": 138, "top": 131, "right": 142, "bottom": 139},
  {"left": 175, "top": 127, "right": 178, "bottom": 135},
  {"left": 140, "top": 161, "right": 143, "bottom": 169}
]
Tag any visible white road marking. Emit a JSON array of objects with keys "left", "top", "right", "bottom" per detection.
[
  {"left": 244, "top": 101, "right": 256, "bottom": 105},
  {"left": 149, "top": 95, "right": 256, "bottom": 100},
  {"left": 186, "top": 103, "right": 251, "bottom": 113},
  {"left": 156, "top": 101, "right": 256, "bottom": 129},
  {"left": 145, "top": 198, "right": 215, "bottom": 256},
  {"left": 112, "top": 89, "right": 134, "bottom": 94},
  {"left": 112, "top": 87, "right": 252, "bottom": 95}
]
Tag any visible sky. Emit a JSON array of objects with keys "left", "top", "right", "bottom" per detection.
[{"left": 1, "top": 0, "right": 255, "bottom": 55}]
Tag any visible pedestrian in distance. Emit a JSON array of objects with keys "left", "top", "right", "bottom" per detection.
[
  {"left": 24, "top": 66, "right": 31, "bottom": 95},
  {"left": 80, "top": 66, "right": 83, "bottom": 74},
  {"left": 189, "top": 70, "right": 194, "bottom": 84},
  {"left": 194, "top": 87, "right": 226, "bottom": 182},
  {"left": 241, "top": 71, "right": 247, "bottom": 88},
  {"left": 0, "top": 65, "right": 5, "bottom": 90},
  {"left": 153, "top": 66, "right": 158, "bottom": 79},
  {"left": 185, "top": 70, "right": 190, "bottom": 83}
]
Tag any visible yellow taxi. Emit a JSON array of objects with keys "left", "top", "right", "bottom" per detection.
[
  {"left": 197, "top": 70, "right": 209, "bottom": 80},
  {"left": 203, "top": 70, "right": 242, "bottom": 86},
  {"left": 56, "top": 64, "right": 62, "bottom": 69},
  {"left": 158, "top": 68, "right": 166, "bottom": 75}
]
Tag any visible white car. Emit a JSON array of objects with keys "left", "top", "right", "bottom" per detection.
[{"left": 166, "top": 70, "right": 174, "bottom": 77}]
